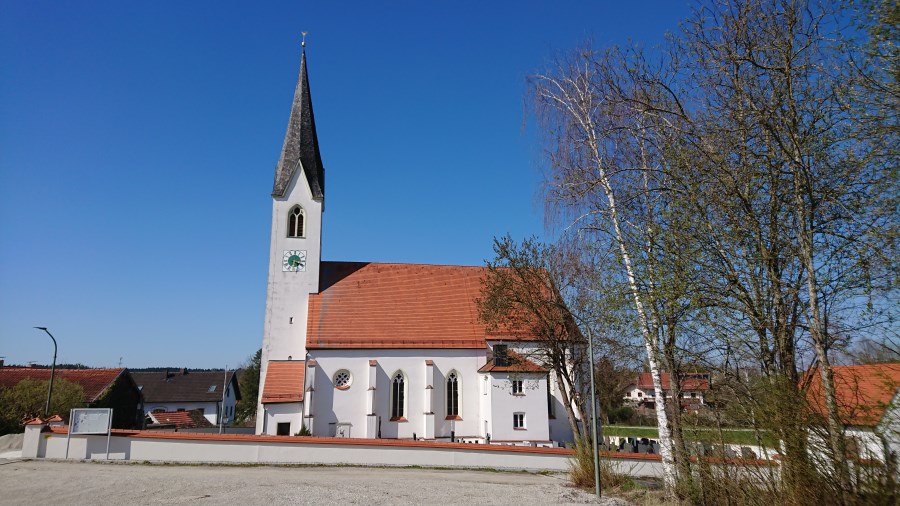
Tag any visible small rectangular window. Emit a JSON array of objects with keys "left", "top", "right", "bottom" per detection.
[
  {"left": 513, "top": 412, "right": 525, "bottom": 429},
  {"left": 512, "top": 379, "right": 523, "bottom": 395}
]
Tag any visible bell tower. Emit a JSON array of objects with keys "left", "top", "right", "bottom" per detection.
[{"left": 257, "top": 40, "right": 325, "bottom": 433}]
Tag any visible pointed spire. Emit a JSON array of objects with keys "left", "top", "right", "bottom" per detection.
[{"left": 272, "top": 40, "right": 325, "bottom": 201}]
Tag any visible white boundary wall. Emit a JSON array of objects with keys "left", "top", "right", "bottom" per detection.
[{"left": 23, "top": 426, "right": 665, "bottom": 477}]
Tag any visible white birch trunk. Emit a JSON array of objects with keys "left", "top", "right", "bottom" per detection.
[{"left": 535, "top": 73, "right": 679, "bottom": 495}]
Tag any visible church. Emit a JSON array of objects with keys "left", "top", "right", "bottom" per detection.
[{"left": 254, "top": 44, "right": 578, "bottom": 446}]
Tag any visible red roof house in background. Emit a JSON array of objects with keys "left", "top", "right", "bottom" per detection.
[
  {"left": 803, "top": 362, "right": 900, "bottom": 467},
  {"left": 624, "top": 372, "right": 711, "bottom": 412},
  {"left": 804, "top": 363, "right": 900, "bottom": 427},
  {"left": 0, "top": 367, "right": 144, "bottom": 429}
]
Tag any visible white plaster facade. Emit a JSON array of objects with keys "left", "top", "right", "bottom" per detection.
[
  {"left": 257, "top": 164, "right": 322, "bottom": 434},
  {"left": 259, "top": 347, "right": 575, "bottom": 445}
]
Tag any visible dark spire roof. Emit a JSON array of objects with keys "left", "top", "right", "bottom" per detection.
[{"left": 272, "top": 47, "right": 325, "bottom": 200}]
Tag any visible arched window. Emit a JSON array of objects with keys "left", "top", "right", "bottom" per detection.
[
  {"left": 287, "top": 205, "right": 305, "bottom": 238},
  {"left": 446, "top": 371, "right": 460, "bottom": 418},
  {"left": 391, "top": 371, "right": 406, "bottom": 420}
]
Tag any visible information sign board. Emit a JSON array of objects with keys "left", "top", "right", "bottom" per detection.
[{"left": 70, "top": 408, "right": 112, "bottom": 434}]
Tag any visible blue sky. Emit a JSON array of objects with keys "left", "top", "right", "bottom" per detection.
[{"left": 0, "top": 1, "right": 690, "bottom": 368}]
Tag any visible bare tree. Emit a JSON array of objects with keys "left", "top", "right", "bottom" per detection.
[{"left": 477, "top": 235, "right": 588, "bottom": 440}]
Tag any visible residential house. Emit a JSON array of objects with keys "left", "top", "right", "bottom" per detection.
[
  {"left": 132, "top": 369, "right": 240, "bottom": 426},
  {"left": 624, "top": 372, "right": 710, "bottom": 413},
  {"left": 0, "top": 367, "right": 144, "bottom": 429},
  {"left": 805, "top": 362, "right": 900, "bottom": 469},
  {"left": 254, "top": 46, "right": 579, "bottom": 445}
]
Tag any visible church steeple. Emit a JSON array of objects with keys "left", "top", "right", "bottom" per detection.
[{"left": 272, "top": 44, "right": 325, "bottom": 201}]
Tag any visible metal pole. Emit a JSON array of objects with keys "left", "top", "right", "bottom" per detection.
[
  {"left": 219, "top": 366, "right": 228, "bottom": 434},
  {"left": 34, "top": 327, "right": 58, "bottom": 417},
  {"left": 587, "top": 326, "right": 601, "bottom": 498}
]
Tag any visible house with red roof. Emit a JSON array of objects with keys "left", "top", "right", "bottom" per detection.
[
  {"left": 624, "top": 372, "right": 710, "bottom": 413},
  {"left": 132, "top": 369, "right": 240, "bottom": 427},
  {"left": 0, "top": 367, "right": 144, "bottom": 429},
  {"left": 254, "top": 47, "right": 577, "bottom": 445},
  {"left": 804, "top": 362, "right": 900, "bottom": 467}
]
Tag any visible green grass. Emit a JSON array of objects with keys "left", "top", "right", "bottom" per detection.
[{"left": 602, "top": 425, "right": 776, "bottom": 447}]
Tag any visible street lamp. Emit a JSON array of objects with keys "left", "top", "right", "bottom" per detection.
[
  {"left": 33, "top": 327, "right": 58, "bottom": 417},
  {"left": 585, "top": 324, "right": 601, "bottom": 498}
]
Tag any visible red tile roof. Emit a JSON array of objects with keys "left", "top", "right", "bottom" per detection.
[
  {"left": 635, "top": 372, "right": 709, "bottom": 391},
  {"left": 478, "top": 350, "right": 548, "bottom": 373},
  {"left": 805, "top": 363, "right": 900, "bottom": 427},
  {"left": 307, "top": 262, "right": 539, "bottom": 349},
  {"left": 24, "top": 417, "right": 45, "bottom": 425},
  {"left": 0, "top": 368, "right": 126, "bottom": 403},
  {"left": 261, "top": 361, "right": 306, "bottom": 404},
  {"left": 148, "top": 410, "right": 213, "bottom": 429}
]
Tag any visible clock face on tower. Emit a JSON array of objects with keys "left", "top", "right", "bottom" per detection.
[{"left": 282, "top": 250, "right": 307, "bottom": 272}]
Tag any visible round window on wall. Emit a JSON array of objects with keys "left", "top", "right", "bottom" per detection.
[{"left": 333, "top": 370, "right": 352, "bottom": 390}]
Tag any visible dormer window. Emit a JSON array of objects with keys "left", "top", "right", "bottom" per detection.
[{"left": 287, "top": 205, "right": 305, "bottom": 238}]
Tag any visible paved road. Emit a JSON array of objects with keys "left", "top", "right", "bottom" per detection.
[{"left": 0, "top": 460, "right": 630, "bottom": 505}]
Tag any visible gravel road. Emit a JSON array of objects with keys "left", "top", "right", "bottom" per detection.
[{"left": 0, "top": 460, "right": 630, "bottom": 505}]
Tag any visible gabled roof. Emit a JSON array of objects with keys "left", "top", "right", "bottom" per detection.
[
  {"left": 148, "top": 410, "right": 214, "bottom": 429},
  {"left": 132, "top": 370, "right": 240, "bottom": 403},
  {"left": 272, "top": 47, "right": 325, "bottom": 201},
  {"left": 805, "top": 362, "right": 900, "bottom": 427},
  {"left": 635, "top": 372, "right": 709, "bottom": 392},
  {"left": 0, "top": 367, "right": 127, "bottom": 403},
  {"left": 478, "top": 350, "right": 548, "bottom": 373},
  {"left": 261, "top": 360, "right": 305, "bottom": 404},
  {"left": 307, "top": 262, "right": 536, "bottom": 349}
]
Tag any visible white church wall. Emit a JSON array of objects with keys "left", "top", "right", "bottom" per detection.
[
  {"left": 31, "top": 430, "right": 677, "bottom": 475},
  {"left": 488, "top": 372, "right": 550, "bottom": 442},
  {"left": 481, "top": 373, "right": 492, "bottom": 439},
  {"left": 261, "top": 402, "right": 305, "bottom": 435},
  {"left": 492, "top": 341, "right": 576, "bottom": 444},
  {"left": 547, "top": 371, "right": 575, "bottom": 444},
  {"left": 309, "top": 349, "right": 488, "bottom": 440}
]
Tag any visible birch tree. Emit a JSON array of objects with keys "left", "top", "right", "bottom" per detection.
[{"left": 530, "top": 47, "right": 693, "bottom": 496}]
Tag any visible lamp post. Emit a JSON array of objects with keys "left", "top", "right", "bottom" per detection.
[
  {"left": 585, "top": 324, "right": 601, "bottom": 498},
  {"left": 33, "top": 327, "right": 58, "bottom": 417}
]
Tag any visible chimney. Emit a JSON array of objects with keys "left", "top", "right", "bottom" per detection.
[{"left": 493, "top": 345, "right": 508, "bottom": 367}]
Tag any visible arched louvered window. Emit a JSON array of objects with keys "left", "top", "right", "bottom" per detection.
[
  {"left": 446, "top": 372, "right": 460, "bottom": 417},
  {"left": 287, "top": 205, "right": 305, "bottom": 238},
  {"left": 391, "top": 371, "right": 406, "bottom": 420}
]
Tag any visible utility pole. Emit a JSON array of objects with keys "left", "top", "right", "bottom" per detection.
[{"left": 219, "top": 366, "right": 228, "bottom": 434}]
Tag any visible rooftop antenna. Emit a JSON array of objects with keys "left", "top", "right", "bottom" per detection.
[{"left": 301, "top": 31, "right": 308, "bottom": 48}]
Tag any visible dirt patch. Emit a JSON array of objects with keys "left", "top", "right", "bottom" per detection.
[
  {"left": 0, "top": 434, "right": 23, "bottom": 452},
  {"left": 0, "top": 460, "right": 632, "bottom": 505}
]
